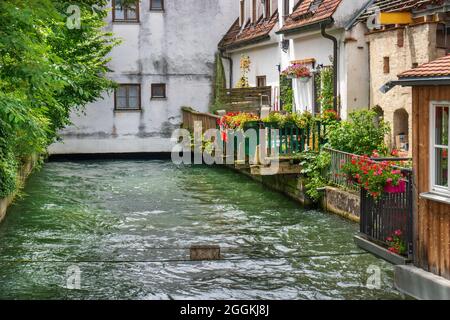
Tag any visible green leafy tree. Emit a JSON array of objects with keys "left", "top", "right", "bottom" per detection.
[{"left": 0, "top": 0, "right": 118, "bottom": 197}]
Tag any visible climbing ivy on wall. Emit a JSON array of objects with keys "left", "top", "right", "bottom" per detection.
[
  {"left": 0, "top": 0, "right": 118, "bottom": 198},
  {"left": 211, "top": 53, "right": 227, "bottom": 113},
  {"left": 317, "top": 67, "right": 334, "bottom": 112},
  {"left": 280, "top": 75, "right": 294, "bottom": 113}
]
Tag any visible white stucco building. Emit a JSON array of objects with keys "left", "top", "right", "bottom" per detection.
[
  {"left": 49, "top": 0, "right": 238, "bottom": 155},
  {"left": 219, "top": 0, "right": 371, "bottom": 119},
  {"left": 218, "top": 0, "right": 281, "bottom": 107},
  {"left": 277, "top": 0, "right": 371, "bottom": 118}
]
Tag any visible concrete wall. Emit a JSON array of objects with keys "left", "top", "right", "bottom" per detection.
[
  {"left": 49, "top": 0, "right": 238, "bottom": 154},
  {"left": 0, "top": 156, "right": 37, "bottom": 223},
  {"left": 368, "top": 22, "right": 446, "bottom": 153}
]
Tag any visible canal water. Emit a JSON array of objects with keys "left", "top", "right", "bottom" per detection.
[{"left": 0, "top": 161, "right": 405, "bottom": 299}]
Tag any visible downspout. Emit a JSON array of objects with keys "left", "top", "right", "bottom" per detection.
[
  {"left": 320, "top": 23, "right": 338, "bottom": 113},
  {"left": 220, "top": 50, "right": 233, "bottom": 89}
]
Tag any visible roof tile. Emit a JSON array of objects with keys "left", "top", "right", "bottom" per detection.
[
  {"left": 398, "top": 54, "right": 450, "bottom": 78},
  {"left": 219, "top": 11, "right": 279, "bottom": 50},
  {"left": 279, "top": 0, "right": 342, "bottom": 33}
]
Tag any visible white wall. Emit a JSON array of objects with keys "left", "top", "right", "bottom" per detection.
[
  {"left": 229, "top": 42, "right": 281, "bottom": 88},
  {"left": 49, "top": 0, "right": 238, "bottom": 155}
]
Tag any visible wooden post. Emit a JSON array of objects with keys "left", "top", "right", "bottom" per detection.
[{"left": 190, "top": 245, "right": 221, "bottom": 261}]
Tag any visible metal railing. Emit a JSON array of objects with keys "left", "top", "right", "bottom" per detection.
[
  {"left": 324, "top": 147, "right": 414, "bottom": 258},
  {"left": 264, "top": 122, "right": 327, "bottom": 157},
  {"left": 325, "top": 147, "right": 360, "bottom": 192},
  {"left": 360, "top": 167, "right": 413, "bottom": 259}
]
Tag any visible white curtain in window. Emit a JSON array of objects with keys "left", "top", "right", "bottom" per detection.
[{"left": 294, "top": 78, "right": 313, "bottom": 113}]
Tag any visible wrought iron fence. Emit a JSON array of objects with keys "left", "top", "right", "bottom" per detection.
[
  {"left": 263, "top": 122, "right": 326, "bottom": 156},
  {"left": 360, "top": 166, "right": 414, "bottom": 259},
  {"left": 324, "top": 147, "right": 414, "bottom": 258},
  {"left": 325, "top": 147, "right": 360, "bottom": 192}
]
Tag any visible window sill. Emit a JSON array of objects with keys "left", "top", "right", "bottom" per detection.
[
  {"left": 112, "top": 21, "right": 141, "bottom": 25},
  {"left": 114, "top": 109, "right": 142, "bottom": 113},
  {"left": 420, "top": 192, "right": 450, "bottom": 205},
  {"left": 151, "top": 97, "right": 167, "bottom": 100},
  {"left": 150, "top": 10, "right": 165, "bottom": 12}
]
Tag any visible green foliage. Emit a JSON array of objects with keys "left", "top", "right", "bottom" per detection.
[
  {"left": 317, "top": 67, "right": 334, "bottom": 112},
  {"left": 299, "top": 150, "right": 331, "bottom": 202},
  {"left": 280, "top": 75, "right": 294, "bottom": 113},
  {"left": 211, "top": 53, "right": 227, "bottom": 113},
  {"left": 0, "top": 0, "right": 118, "bottom": 197},
  {"left": 326, "top": 110, "right": 390, "bottom": 156}
]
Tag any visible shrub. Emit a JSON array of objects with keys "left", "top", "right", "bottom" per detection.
[{"left": 327, "top": 110, "right": 390, "bottom": 155}]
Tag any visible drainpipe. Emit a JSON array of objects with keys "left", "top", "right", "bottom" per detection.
[
  {"left": 220, "top": 50, "right": 233, "bottom": 89},
  {"left": 320, "top": 23, "right": 338, "bottom": 113}
]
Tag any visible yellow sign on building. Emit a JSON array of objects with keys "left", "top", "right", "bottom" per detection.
[{"left": 379, "top": 12, "right": 413, "bottom": 25}]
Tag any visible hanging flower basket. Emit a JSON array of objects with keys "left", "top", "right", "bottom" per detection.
[
  {"left": 384, "top": 180, "right": 406, "bottom": 194},
  {"left": 281, "top": 64, "right": 312, "bottom": 80}
]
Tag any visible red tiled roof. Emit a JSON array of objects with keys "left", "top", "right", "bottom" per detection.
[
  {"left": 219, "top": 11, "right": 279, "bottom": 50},
  {"left": 399, "top": 55, "right": 450, "bottom": 78},
  {"left": 358, "top": 0, "right": 446, "bottom": 23},
  {"left": 278, "top": 0, "right": 342, "bottom": 34}
]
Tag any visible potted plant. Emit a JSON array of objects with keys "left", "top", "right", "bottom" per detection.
[
  {"left": 386, "top": 229, "right": 407, "bottom": 256},
  {"left": 281, "top": 64, "right": 312, "bottom": 81},
  {"left": 342, "top": 155, "right": 405, "bottom": 199}
]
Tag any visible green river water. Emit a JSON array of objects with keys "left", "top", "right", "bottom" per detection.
[{"left": 0, "top": 160, "right": 406, "bottom": 299}]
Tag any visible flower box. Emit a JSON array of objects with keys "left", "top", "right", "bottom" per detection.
[{"left": 384, "top": 180, "right": 406, "bottom": 194}]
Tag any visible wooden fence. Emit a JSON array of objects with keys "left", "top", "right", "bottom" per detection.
[
  {"left": 181, "top": 108, "right": 220, "bottom": 133},
  {"left": 219, "top": 87, "right": 272, "bottom": 113}
]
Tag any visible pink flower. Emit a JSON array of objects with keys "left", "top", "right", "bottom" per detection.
[
  {"left": 386, "top": 178, "right": 393, "bottom": 184},
  {"left": 395, "top": 230, "right": 402, "bottom": 237},
  {"left": 386, "top": 237, "right": 393, "bottom": 242}
]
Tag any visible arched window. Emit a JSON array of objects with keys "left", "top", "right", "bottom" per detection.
[
  {"left": 372, "top": 106, "right": 384, "bottom": 127},
  {"left": 393, "top": 108, "right": 409, "bottom": 151}
]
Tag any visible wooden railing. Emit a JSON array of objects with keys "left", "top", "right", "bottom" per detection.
[
  {"left": 181, "top": 107, "right": 220, "bottom": 133},
  {"left": 219, "top": 87, "right": 272, "bottom": 113}
]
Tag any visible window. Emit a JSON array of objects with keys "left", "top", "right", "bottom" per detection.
[
  {"left": 151, "top": 83, "right": 166, "bottom": 98},
  {"left": 115, "top": 84, "right": 141, "bottom": 110},
  {"left": 431, "top": 103, "right": 450, "bottom": 195},
  {"left": 257, "top": 76, "right": 267, "bottom": 87},
  {"left": 283, "top": 0, "right": 290, "bottom": 18},
  {"left": 240, "top": 0, "right": 245, "bottom": 26},
  {"left": 397, "top": 29, "right": 404, "bottom": 47},
  {"left": 264, "top": 0, "right": 270, "bottom": 19},
  {"left": 252, "top": 0, "right": 257, "bottom": 23},
  {"left": 436, "top": 23, "right": 450, "bottom": 51},
  {"left": 150, "top": 0, "right": 164, "bottom": 11},
  {"left": 309, "top": 0, "right": 324, "bottom": 12},
  {"left": 112, "top": 0, "right": 139, "bottom": 22},
  {"left": 383, "top": 57, "right": 390, "bottom": 74}
]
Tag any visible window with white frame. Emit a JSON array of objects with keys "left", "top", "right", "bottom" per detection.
[{"left": 431, "top": 103, "right": 450, "bottom": 195}]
